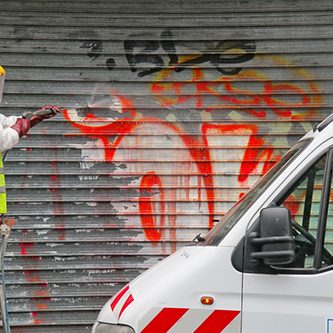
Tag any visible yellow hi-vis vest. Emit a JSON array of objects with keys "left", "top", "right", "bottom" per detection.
[{"left": 0, "top": 151, "right": 7, "bottom": 214}]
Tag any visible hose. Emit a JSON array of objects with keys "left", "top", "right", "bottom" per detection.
[{"left": 0, "top": 216, "right": 10, "bottom": 333}]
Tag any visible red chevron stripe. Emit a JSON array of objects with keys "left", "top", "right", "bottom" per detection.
[
  {"left": 194, "top": 309, "right": 240, "bottom": 333},
  {"left": 110, "top": 285, "right": 129, "bottom": 311},
  {"left": 118, "top": 294, "right": 134, "bottom": 319},
  {"left": 141, "top": 308, "right": 189, "bottom": 333}
]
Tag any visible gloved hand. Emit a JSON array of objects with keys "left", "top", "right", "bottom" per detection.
[
  {"left": 10, "top": 118, "right": 31, "bottom": 137},
  {"left": 29, "top": 105, "right": 61, "bottom": 127}
]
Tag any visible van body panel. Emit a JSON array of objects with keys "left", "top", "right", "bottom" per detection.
[
  {"left": 242, "top": 123, "right": 333, "bottom": 333},
  {"left": 98, "top": 246, "right": 242, "bottom": 332},
  {"left": 93, "top": 117, "right": 333, "bottom": 332},
  {"left": 242, "top": 271, "right": 333, "bottom": 333}
]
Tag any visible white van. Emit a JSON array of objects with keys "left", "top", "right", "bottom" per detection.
[{"left": 92, "top": 114, "right": 333, "bottom": 333}]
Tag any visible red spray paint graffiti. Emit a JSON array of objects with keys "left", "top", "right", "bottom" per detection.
[
  {"left": 139, "top": 171, "right": 165, "bottom": 241},
  {"left": 63, "top": 52, "right": 322, "bottom": 247},
  {"left": 63, "top": 110, "right": 216, "bottom": 232},
  {"left": 150, "top": 57, "right": 321, "bottom": 118},
  {"left": 201, "top": 123, "right": 277, "bottom": 184}
]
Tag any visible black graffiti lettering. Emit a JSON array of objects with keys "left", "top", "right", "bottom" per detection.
[
  {"left": 215, "top": 67, "right": 244, "bottom": 75},
  {"left": 160, "top": 30, "right": 179, "bottom": 66},
  {"left": 124, "top": 40, "right": 164, "bottom": 77},
  {"left": 81, "top": 40, "right": 103, "bottom": 61},
  {"left": 174, "top": 54, "right": 212, "bottom": 72},
  {"left": 119, "top": 32, "right": 256, "bottom": 77},
  {"left": 106, "top": 57, "right": 116, "bottom": 71},
  {"left": 211, "top": 40, "right": 256, "bottom": 75},
  {"left": 123, "top": 30, "right": 179, "bottom": 77},
  {"left": 173, "top": 40, "right": 255, "bottom": 74}
]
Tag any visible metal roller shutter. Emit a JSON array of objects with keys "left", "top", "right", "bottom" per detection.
[{"left": 0, "top": 0, "right": 332, "bottom": 331}]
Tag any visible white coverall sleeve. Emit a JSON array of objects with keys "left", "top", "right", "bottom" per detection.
[{"left": 0, "top": 114, "right": 20, "bottom": 152}]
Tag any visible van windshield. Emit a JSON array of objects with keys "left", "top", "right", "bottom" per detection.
[{"left": 202, "top": 139, "right": 311, "bottom": 246}]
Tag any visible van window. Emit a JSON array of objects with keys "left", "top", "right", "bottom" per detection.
[
  {"left": 275, "top": 150, "right": 333, "bottom": 271},
  {"left": 203, "top": 139, "right": 310, "bottom": 246},
  {"left": 321, "top": 161, "right": 333, "bottom": 267},
  {"left": 280, "top": 155, "right": 326, "bottom": 268}
]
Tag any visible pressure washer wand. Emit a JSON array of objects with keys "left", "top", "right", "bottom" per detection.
[{"left": 22, "top": 106, "right": 61, "bottom": 127}]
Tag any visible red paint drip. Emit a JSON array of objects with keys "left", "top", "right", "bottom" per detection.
[
  {"left": 49, "top": 161, "right": 65, "bottom": 240},
  {"left": 32, "top": 284, "right": 50, "bottom": 297},
  {"left": 19, "top": 242, "right": 34, "bottom": 255},
  {"left": 139, "top": 172, "right": 165, "bottom": 242},
  {"left": 50, "top": 175, "right": 58, "bottom": 182},
  {"left": 36, "top": 298, "right": 51, "bottom": 310},
  {"left": 239, "top": 192, "right": 245, "bottom": 199},
  {"left": 31, "top": 311, "right": 45, "bottom": 325},
  {"left": 23, "top": 270, "right": 43, "bottom": 283}
]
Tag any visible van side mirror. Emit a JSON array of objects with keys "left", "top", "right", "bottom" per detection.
[{"left": 249, "top": 207, "right": 295, "bottom": 266}]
